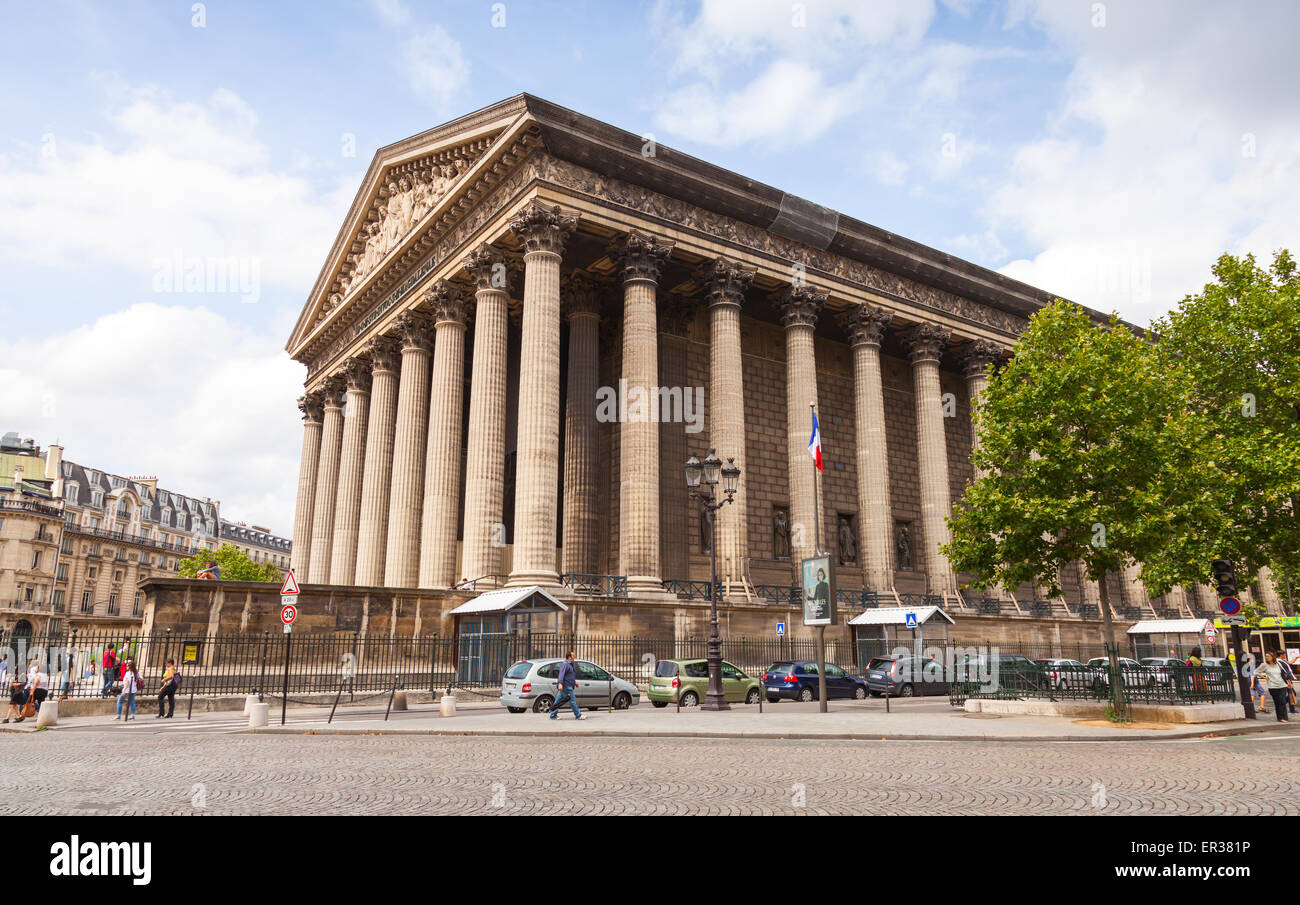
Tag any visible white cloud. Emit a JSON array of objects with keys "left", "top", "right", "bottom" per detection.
[
  {"left": 0, "top": 85, "right": 356, "bottom": 293},
  {"left": 0, "top": 304, "right": 304, "bottom": 536},
  {"left": 988, "top": 0, "right": 1300, "bottom": 323},
  {"left": 402, "top": 26, "right": 469, "bottom": 110}
]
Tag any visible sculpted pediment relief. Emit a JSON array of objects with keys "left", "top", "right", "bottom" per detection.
[{"left": 316, "top": 142, "right": 491, "bottom": 327}]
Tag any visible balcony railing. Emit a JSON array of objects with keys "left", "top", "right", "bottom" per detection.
[
  {"left": 560, "top": 573, "right": 628, "bottom": 597},
  {"left": 65, "top": 523, "right": 200, "bottom": 555},
  {"left": 0, "top": 498, "right": 61, "bottom": 517}
]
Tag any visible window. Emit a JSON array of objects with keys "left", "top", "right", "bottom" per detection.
[
  {"left": 88, "top": 543, "right": 100, "bottom": 556},
  {"left": 24, "top": 587, "right": 33, "bottom": 601},
  {"left": 117, "top": 500, "right": 129, "bottom": 517},
  {"left": 31, "top": 551, "right": 40, "bottom": 569},
  {"left": 90, "top": 491, "right": 103, "bottom": 508},
  {"left": 114, "top": 570, "right": 123, "bottom": 582},
  {"left": 160, "top": 509, "right": 171, "bottom": 526},
  {"left": 80, "top": 590, "right": 92, "bottom": 612},
  {"left": 577, "top": 662, "right": 611, "bottom": 681},
  {"left": 65, "top": 483, "right": 78, "bottom": 501},
  {"left": 88, "top": 566, "right": 97, "bottom": 579},
  {"left": 52, "top": 590, "right": 64, "bottom": 609},
  {"left": 140, "top": 554, "right": 151, "bottom": 566},
  {"left": 56, "top": 563, "right": 68, "bottom": 581},
  {"left": 132, "top": 592, "right": 142, "bottom": 616},
  {"left": 824, "top": 665, "right": 846, "bottom": 678},
  {"left": 108, "top": 592, "right": 118, "bottom": 614},
  {"left": 720, "top": 662, "right": 743, "bottom": 680},
  {"left": 110, "top": 476, "right": 125, "bottom": 489}
]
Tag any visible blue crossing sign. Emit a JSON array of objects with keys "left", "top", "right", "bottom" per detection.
[
  {"left": 776, "top": 622, "right": 786, "bottom": 637},
  {"left": 905, "top": 612, "right": 918, "bottom": 628}
]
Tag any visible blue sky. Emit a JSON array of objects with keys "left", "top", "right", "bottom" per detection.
[{"left": 1, "top": 0, "right": 1296, "bottom": 535}]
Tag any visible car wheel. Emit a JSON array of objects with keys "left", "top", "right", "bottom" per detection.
[
  {"left": 652, "top": 701, "right": 668, "bottom": 708},
  {"left": 853, "top": 686, "right": 868, "bottom": 700},
  {"left": 798, "top": 686, "right": 815, "bottom": 703},
  {"left": 745, "top": 687, "right": 761, "bottom": 705},
  {"left": 506, "top": 706, "right": 526, "bottom": 714},
  {"left": 679, "top": 690, "right": 700, "bottom": 707},
  {"left": 532, "top": 695, "right": 554, "bottom": 714},
  {"left": 613, "top": 691, "right": 632, "bottom": 710},
  {"left": 899, "top": 684, "right": 915, "bottom": 697}
]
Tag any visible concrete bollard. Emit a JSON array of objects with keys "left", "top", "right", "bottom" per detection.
[
  {"left": 243, "top": 694, "right": 259, "bottom": 716},
  {"left": 439, "top": 692, "right": 456, "bottom": 717},
  {"left": 391, "top": 690, "right": 408, "bottom": 712},
  {"left": 248, "top": 702, "right": 269, "bottom": 729},
  {"left": 36, "top": 699, "right": 58, "bottom": 728}
]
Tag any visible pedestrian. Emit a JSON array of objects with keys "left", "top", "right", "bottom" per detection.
[
  {"left": 1185, "top": 647, "right": 1203, "bottom": 667},
  {"left": 0, "top": 652, "right": 8, "bottom": 687},
  {"left": 548, "top": 652, "right": 586, "bottom": 721},
  {"left": 24, "top": 659, "right": 48, "bottom": 715},
  {"left": 156, "top": 658, "right": 180, "bottom": 719},
  {"left": 115, "top": 660, "right": 140, "bottom": 721},
  {"left": 1251, "top": 663, "right": 1269, "bottom": 714},
  {"left": 3, "top": 677, "right": 27, "bottom": 723},
  {"left": 1259, "top": 651, "right": 1291, "bottom": 723},
  {"left": 1275, "top": 650, "right": 1297, "bottom": 716},
  {"left": 101, "top": 645, "right": 118, "bottom": 697}
]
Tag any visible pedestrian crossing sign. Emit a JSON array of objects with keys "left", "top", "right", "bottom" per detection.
[
  {"left": 776, "top": 622, "right": 786, "bottom": 636},
  {"left": 905, "top": 612, "right": 918, "bottom": 628}
]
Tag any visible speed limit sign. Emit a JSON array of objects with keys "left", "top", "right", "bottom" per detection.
[{"left": 281, "top": 602, "right": 297, "bottom": 630}]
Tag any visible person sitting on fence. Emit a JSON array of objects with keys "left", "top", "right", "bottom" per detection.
[
  {"left": 114, "top": 660, "right": 140, "bottom": 721},
  {"left": 156, "top": 658, "right": 180, "bottom": 719},
  {"left": 196, "top": 560, "right": 221, "bottom": 581},
  {"left": 3, "top": 677, "right": 27, "bottom": 723}
]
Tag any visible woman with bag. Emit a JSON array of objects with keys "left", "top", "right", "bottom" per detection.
[
  {"left": 1259, "top": 651, "right": 1291, "bottom": 723},
  {"left": 1276, "top": 650, "right": 1297, "bottom": 716},
  {"left": 3, "top": 678, "right": 28, "bottom": 723}
]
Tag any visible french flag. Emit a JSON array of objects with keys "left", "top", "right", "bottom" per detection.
[{"left": 808, "top": 411, "right": 823, "bottom": 472}]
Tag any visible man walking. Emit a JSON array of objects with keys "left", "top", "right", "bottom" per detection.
[{"left": 549, "top": 652, "right": 586, "bottom": 720}]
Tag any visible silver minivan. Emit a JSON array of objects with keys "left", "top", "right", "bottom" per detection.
[{"left": 499, "top": 658, "right": 641, "bottom": 713}]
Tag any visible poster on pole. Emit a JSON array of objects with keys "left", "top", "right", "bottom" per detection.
[{"left": 800, "top": 554, "right": 835, "bottom": 626}]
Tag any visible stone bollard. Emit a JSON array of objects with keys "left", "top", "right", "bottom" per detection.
[
  {"left": 248, "top": 702, "right": 269, "bottom": 729},
  {"left": 243, "top": 694, "right": 259, "bottom": 716},
  {"left": 391, "top": 691, "right": 408, "bottom": 712},
  {"left": 36, "top": 699, "right": 59, "bottom": 728},
  {"left": 439, "top": 691, "right": 457, "bottom": 717}
]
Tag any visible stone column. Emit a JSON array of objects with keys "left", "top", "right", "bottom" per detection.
[
  {"left": 1165, "top": 585, "right": 1192, "bottom": 617},
  {"left": 305, "top": 377, "right": 346, "bottom": 582},
  {"left": 561, "top": 272, "right": 602, "bottom": 577},
  {"left": 1078, "top": 564, "right": 1103, "bottom": 613},
  {"left": 704, "top": 259, "right": 753, "bottom": 585},
  {"left": 1258, "top": 568, "right": 1285, "bottom": 615},
  {"left": 657, "top": 294, "right": 694, "bottom": 583},
  {"left": 418, "top": 283, "right": 469, "bottom": 589},
  {"left": 904, "top": 323, "right": 955, "bottom": 601},
  {"left": 618, "top": 233, "right": 672, "bottom": 594},
  {"left": 459, "top": 247, "right": 511, "bottom": 587},
  {"left": 506, "top": 203, "right": 576, "bottom": 587},
  {"left": 354, "top": 336, "right": 400, "bottom": 586},
  {"left": 777, "top": 285, "right": 827, "bottom": 565},
  {"left": 1120, "top": 562, "right": 1149, "bottom": 614},
  {"left": 960, "top": 339, "right": 1004, "bottom": 478},
  {"left": 383, "top": 311, "right": 434, "bottom": 588},
  {"left": 328, "top": 359, "right": 372, "bottom": 585},
  {"left": 841, "top": 304, "right": 894, "bottom": 591},
  {"left": 291, "top": 393, "right": 324, "bottom": 577}
]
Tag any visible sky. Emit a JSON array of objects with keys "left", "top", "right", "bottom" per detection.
[{"left": 0, "top": 0, "right": 1296, "bottom": 537}]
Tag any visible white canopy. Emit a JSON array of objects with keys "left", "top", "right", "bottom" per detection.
[
  {"left": 847, "top": 605, "right": 955, "bottom": 626},
  {"left": 447, "top": 585, "right": 568, "bottom": 616},
  {"left": 1126, "top": 618, "right": 1211, "bottom": 635}
]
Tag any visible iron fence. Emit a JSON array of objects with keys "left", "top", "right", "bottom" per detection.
[{"left": 948, "top": 658, "right": 1236, "bottom": 707}]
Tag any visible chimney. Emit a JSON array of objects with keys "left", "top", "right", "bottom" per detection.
[{"left": 46, "top": 444, "right": 64, "bottom": 499}]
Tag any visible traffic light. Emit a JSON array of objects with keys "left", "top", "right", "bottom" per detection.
[{"left": 1212, "top": 558, "right": 1238, "bottom": 598}]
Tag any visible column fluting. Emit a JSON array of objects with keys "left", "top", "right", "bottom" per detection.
[
  {"left": 777, "top": 285, "right": 827, "bottom": 566},
  {"left": 561, "top": 271, "right": 602, "bottom": 577},
  {"left": 291, "top": 393, "right": 324, "bottom": 577},
  {"left": 307, "top": 376, "right": 346, "bottom": 583},
  {"left": 383, "top": 310, "right": 434, "bottom": 588},
  {"left": 354, "top": 336, "right": 400, "bottom": 586},
  {"left": 904, "top": 322, "right": 955, "bottom": 601},
  {"left": 328, "top": 358, "right": 372, "bottom": 584},
  {"left": 841, "top": 304, "right": 894, "bottom": 591}
]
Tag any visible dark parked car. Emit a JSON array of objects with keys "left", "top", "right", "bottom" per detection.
[
  {"left": 863, "top": 655, "right": 949, "bottom": 697},
  {"left": 763, "top": 661, "right": 870, "bottom": 702}
]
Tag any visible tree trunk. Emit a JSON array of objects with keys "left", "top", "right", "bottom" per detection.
[{"left": 1096, "top": 574, "right": 1127, "bottom": 719}]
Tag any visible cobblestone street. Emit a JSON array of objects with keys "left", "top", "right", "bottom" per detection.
[{"left": 3, "top": 723, "right": 1296, "bottom": 816}]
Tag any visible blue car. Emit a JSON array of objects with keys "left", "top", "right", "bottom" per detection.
[{"left": 763, "top": 661, "right": 870, "bottom": 703}]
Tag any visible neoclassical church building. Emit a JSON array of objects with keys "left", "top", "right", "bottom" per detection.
[{"left": 285, "top": 95, "right": 1274, "bottom": 645}]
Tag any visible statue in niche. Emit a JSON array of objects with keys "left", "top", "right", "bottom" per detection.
[
  {"left": 838, "top": 514, "right": 857, "bottom": 565},
  {"left": 895, "top": 522, "right": 914, "bottom": 571},
  {"left": 773, "top": 506, "right": 791, "bottom": 559}
]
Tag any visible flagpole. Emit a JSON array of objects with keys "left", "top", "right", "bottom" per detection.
[{"left": 810, "top": 402, "right": 820, "bottom": 556}]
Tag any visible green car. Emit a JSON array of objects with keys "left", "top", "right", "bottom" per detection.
[{"left": 646, "top": 658, "right": 763, "bottom": 707}]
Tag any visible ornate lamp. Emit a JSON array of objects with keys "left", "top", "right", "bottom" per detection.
[
  {"left": 684, "top": 455, "right": 703, "bottom": 488},
  {"left": 702, "top": 449, "right": 722, "bottom": 486},
  {"left": 721, "top": 457, "right": 740, "bottom": 498}
]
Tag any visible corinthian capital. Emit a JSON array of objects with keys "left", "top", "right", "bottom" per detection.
[
  {"left": 298, "top": 392, "right": 324, "bottom": 423},
  {"left": 423, "top": 282, "right": 469, "bottom": 328},
  {"left": 959, "top": 338, "right": 1007, "bottom": 379},
  {"left": 391, "top": 309, "right": 434, "bottom": 353},
  {"left": 509, "top": 202, "right": 578, "bottom": 256},
  {"left": 319, "top": 375, "right": 347, "bottom": 408},
  {"left": 463, "top": 244, "right": 510, "bottom": 293},
  {"left": 903, "top": 322, "right": 951, "bottom": 363},
  {"left": 618, "top": 232, "right": 672, "bottom": 284},
  {"left": 775, "top": 284, "right": 827, "bottom": 329},
  {"left": 342, "top": 357, "right": 373, "bottom": 394},
  {"left": 563, "top": 271, "right": 604, "bottom": 321},
  {"left": 839, "top": 304, "right": 893, "bottom": 348},
  {"left": 366, "top": 335, "right": 401, "bottom": 374},
  {"left": 701, "top": 258, "right": 754, "bottom": 309}
]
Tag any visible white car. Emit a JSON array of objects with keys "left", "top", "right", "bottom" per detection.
[{"left": 499, "top": 658, "right": 640, "bottom": 713}]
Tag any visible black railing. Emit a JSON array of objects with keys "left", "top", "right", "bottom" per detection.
[
  {"left": 0, "top": 498, "right": 61, "bottom": 517},
  {"left": 949, "top": 659, "right": 1236, "bottom": 707},
  {"left": 560, "top": 573, "right": 628, "bottom": 597},
  {"left": 64, "top": 524, "right": 200, "bottom": 555}
]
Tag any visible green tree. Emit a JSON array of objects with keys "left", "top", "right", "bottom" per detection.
[
  {"left": 943, "top": 300, "right": 1175, "bottom": 716},
  {"left": 178, "top": 543, "right": 283, "bottom": 582},
  {"left": 1142, "top": 251, "right": 1300, "bottom": 615}
]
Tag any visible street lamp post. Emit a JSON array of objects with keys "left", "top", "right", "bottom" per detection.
[{"left": 686, "top": 449, "right": 740, "bottom": 711}]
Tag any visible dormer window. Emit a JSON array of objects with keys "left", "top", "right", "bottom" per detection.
[{"left": 90, "top": 491, "right": 103, "bottom": 508}]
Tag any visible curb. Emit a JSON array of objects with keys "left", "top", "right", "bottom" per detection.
[{"left": 246, "top": 720, "right": 1300, "bottom": 743}]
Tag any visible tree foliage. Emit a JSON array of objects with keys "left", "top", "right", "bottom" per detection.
[{"left": 178, "top": 543, "right": 282, "bottom": 582}]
